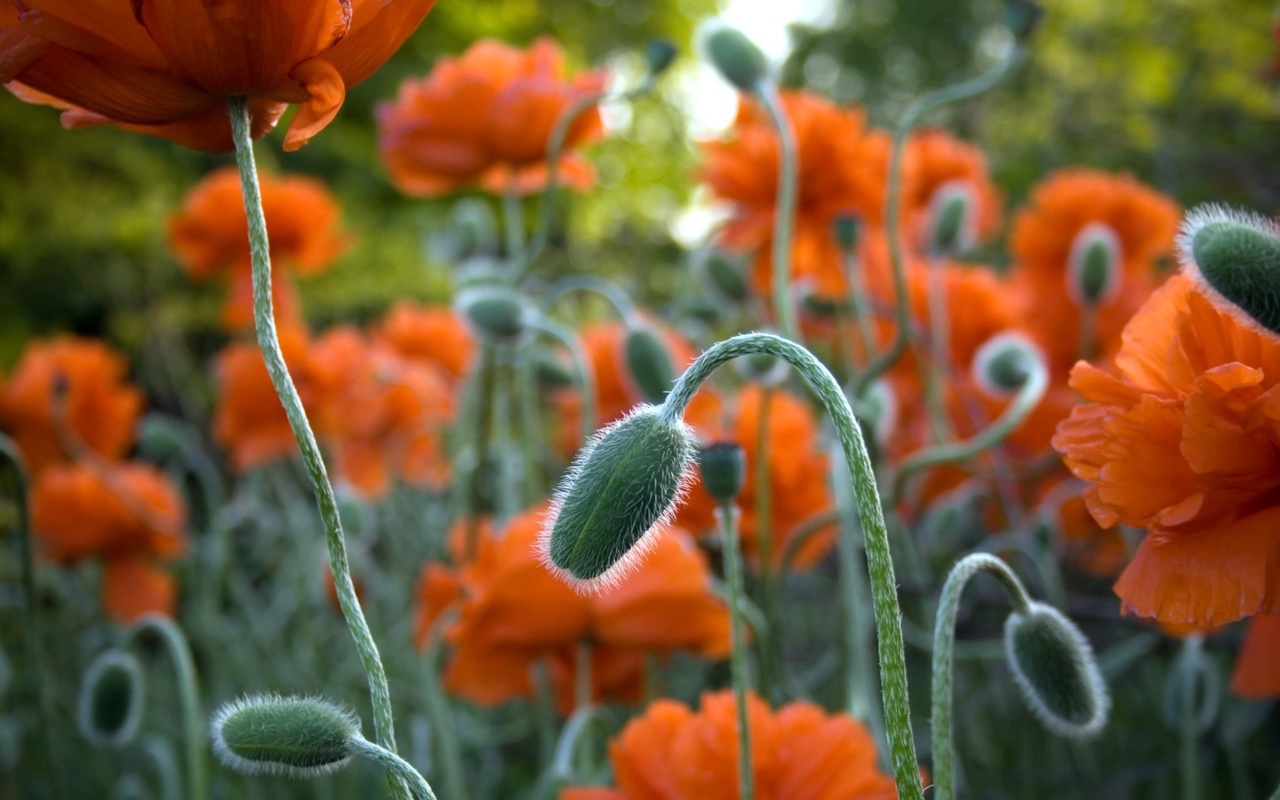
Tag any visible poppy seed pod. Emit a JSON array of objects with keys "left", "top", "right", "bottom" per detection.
[
  {"left": 457, "top": 286, "right": 528, "bottom": 341},
  {"left": 541, "top": 405, "right": 698, "bottom": 592},
  {"left": 624, "top": 325, "right": 677, "bottom": 403},
  {"left": 1003, "top": 602, "right": 1110, "bottom": 739},
  {"left": 78, "top": 651, "right": 144, "bottom": 748},
  {"left": 699, "top": 442, "right": 746, "bottom": 503},
  {"left": 1180, "top": 205, "right": 1280, "bottom": 337},
  {"left": 972, "top": 332, "right": 1042, "bottom": 397},
  {"left": 211, "top": 694, "right": 360, "bottom": 778},
  {"left": 927, "top": 181, "right": 977, "bottom": 257},
  {"left": 1066, "top": 222, "right": 1122, "bottom": 307},
  {"left": 703, "top": 27, "right": 769, "bottom": 93},
  {"left": 646, "top": 40, "right": 679, "bottom": 77}
]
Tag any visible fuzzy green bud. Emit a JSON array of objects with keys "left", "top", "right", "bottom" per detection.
[
  {"left": 457, "top": 285, "right": 527, "bottom": 341},
  {"left": 699, "top": 442, "right": 746, "bottom": 503},
  {"left": 1181, "top": 206, "right": 1280, "bottom": 337},
  {"left": 78, "top": 651, "right": 144, "bottom": 748},
  {"left": 541, "top": 405, "right": 697, "bottom": 592},
  {"left": 697, "top": 248, "right": 750, "bottom": 303},
  {"left": 704, "top": 26, "right": 768, "bottom": 92},
  {"left": 1066, "top": 222, "right": 1121, "bottom": 307},
  {"left": 624, "top": 325, "right": 677, "bottom": 403},
  {"left": 645, "top": 40, "right": 679, "bottom": 77},
  {"left": 211, "top": 694, "right": 360, "bottom": 778},
  {"left": 1004, "top": 602, "right": 1110, "bottom": 739},
  {"left": 972, "top": 332, "right": 1041, "bottom": 397},
  {"left": 927, "top": 181, "right": 976, "bottom": 257}
]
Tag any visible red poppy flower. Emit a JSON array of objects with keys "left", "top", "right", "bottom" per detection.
[
  {"left": 1053, "top": 274, "right": 1280, "bottom": 625},
  {"left": 2, "top": 0, "right": 438, "bottom": 152},
  {"left": 377, "top": 37, "right": 606, "bottom": 197},
  {"left": 377, "top": 302, "right": 475, "bottom": 382},
  {"left": 561, "top": 690, "right": 898, "bottom": 800},
  {"left": 0, "top": 336, "right": 142, "bottom": 476}
]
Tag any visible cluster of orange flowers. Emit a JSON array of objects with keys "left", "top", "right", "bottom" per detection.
[{"left": 0, "top": 337, "right": 186, "bottom": 622}]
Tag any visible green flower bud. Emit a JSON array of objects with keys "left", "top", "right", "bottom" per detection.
[
  {"left": 833, "top": 213, "right": 861, "bottom": 252},
  {"left": 696, "top": 248, "right": 750, "bottom": 303},
  {"left": 972, "top": 332, "right": 1042, "bottom": 397},
  {"left": 645, "top": 39, "right": 679, "bottom": 77},
  {"left": 703, "top": 26, "right": 769, "bottom": 92},
  {"left": 78, "top": 651, "right": 144, "bottom": 748},
  {"left": 1180, "top": 205, "right": 1280, "bottom": 337},
  {"left": 457, "top": 285, "right": 527, "bottom": 341},
  {"left": 541, "top": 406, "right": 697, "bottom": 592},
  {"left": 927, "top": 181, "right": 976, "bottom": 257},
  {"left": 624, "top": 325, "right": 677, "bottom": 403},
  {"left": 534, "top": 349, "right": 576, "bottom": 391},
  {"left": 1004, "top": 602, "right": 1110, "bottom": 739},
  {"left": 699, "top": 442, "right": 746, "bottom": 503},
  {"left": 1005, "top": 0, "right": 1044, "bottom": 42},
  {"left": 211, "top": 694, "right": 360, "bottom": 778},
  {"left": 1066, "top": 222, "right": 1121, "bottom": 306}
]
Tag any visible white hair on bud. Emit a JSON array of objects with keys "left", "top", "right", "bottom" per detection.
[
  {"left": 971, "top": 331, "right": 1044, "bottom": 398},
  {"left": 1176, "top": 203, "right": 1280, "bottom": 338},
  {"left": 1065, "top": 221, "right": 1122, "bottom": 306},
  {"left": 210, "top": 693, "right": 360, "bottom": 779},
  {"left": 1004, "top": 602, "right": 1111, "bottom": 740}
]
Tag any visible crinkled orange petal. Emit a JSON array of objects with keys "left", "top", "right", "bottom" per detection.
[
  {"left": 283, "top": 56, "right": 346, "bottom": 151},
  {"left": 323, "top": 0, "right": 438, "bottom": 88}
]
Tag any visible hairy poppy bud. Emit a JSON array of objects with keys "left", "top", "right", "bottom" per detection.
[
  {"left": 926, "top": 181, "right": 976, "bottom": 257},
  {"left": 834, "top": 213, "right": 861, "bottom": 253},
  {"left": 211, "top": 694, "right": 360, "bottom": 778},
  {"left": 541, "top": 406, "right": 697, "bottom": 592},
  {"left": 697, "top": 248, "right": 750, "bottom": 303},
  {"left": 1004, "top": 602, "right": 1110, "bottom": 739},
  {"left": 704, "top": 26, "right": 769, "bottom": 92},
  {"left": 624, "top": 325, "right": 677, "bottom": 403},
  {"left": 699, "top": 442, "right": 746, "bottom": 503},
  {"left": 1066, "top": 222, "right": 1122, "bottom": 307},
  {"left": 457, "top": 285, "right": 527, "bottom": 341},
  {"left": 646, "top": 39, "right": 679, "bottom": 77},
  {"left": 972, "top": 332, "right": 1042, "bottom": 396},
  {"left": 1006, "top": 0, "right": 1044, "bottom": 42},
  {"left": 1180, "top": 205, "right": 1280, "bottom": 337},
  {"left": 78, "top": 651, "right": 144, "bottom": 748}
]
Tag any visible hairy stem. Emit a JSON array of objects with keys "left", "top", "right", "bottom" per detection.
[{"left": 350, "top": 737, "right": 438, "bottom": 800}]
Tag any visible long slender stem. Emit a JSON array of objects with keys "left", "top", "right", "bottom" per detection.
[
  {"left": 350, "top": 737, "right": 438, "bottom": 800},
  {"left": 127, "top": 615, "right": 206, "bottom": 800},
  {"left": 752, "top": 386, "right": 778, "bottom": 696},
  {"left": 851, "top": 46, "right": 1026, "bottom": 400},
  {"left": 539, "top": 275, "right": 637, "bottom": 323},
  {"left": 717, "top": 504, "right": 755, "bottom": 800},
  {"left": 1178, "top": 636, "right": 1204, "bottom": 800},
  {"left": 227, "top": 97, "right": 406, "bottom": 799},
  {"left": 659, "top": 333, "right": 922, "bottom": 800},
  {"left": 423, "top": 613, "right": 469, "bottom": 800},
  {"left": 930, "top": 553, "right": 1032, "bottom": 800},
  {"left": 0, "top": 434, "right": 61, "bottom": 799},
  {"left": 756, "top": 85, "right": 800, "bottom": 343},
  {"left": 528, "top": 317, "right": 597, "bottom": 448}
]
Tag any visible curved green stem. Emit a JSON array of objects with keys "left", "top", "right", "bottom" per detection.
[
  {"left": 931, "top": 553, "right": 1032, "bottom": 800},
  {"left": 550, "top": 703, "right": 600, "bottom": 782},
  {"left": 659, "top": 333, "right": 922, "bottom": 800},
  {"left": 889, "top": 357, "right": 1048, "bottom": 504},
  {"left": 227, "top": 97, "right": 405, "bottom": 799},
  {"left": 755, "top": 85, "right": 800, "bottom": 343},
  {"left": 528, "top": 316, "right": 597, "bottom": 447},
  {"left": 350, "top": 737, "right": 438, "bottom": 800},
  {"left": 0, "top": 433, "right": 61, "bottom": 799},
  {"left": 718, "top": 504, "right": 755, "bottom": 800},
  {"left": 539, "top": 275, "right": 637, "bottom": 323},
  {"left": 127, "top": 615, "right": 206, "bottom": 800},
  {"left": 1177, "top": 635, "right": 1207, "bottom": 800},
  {"left": 851, "top": 46, "right": 1027, "bottom": 400}
]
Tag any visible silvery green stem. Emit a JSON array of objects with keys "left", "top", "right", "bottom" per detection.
[
  {"left": 717, "top": 504, "right": 755, "bottom": 800},
  {"left": 659, "top": 332, "right": 922, "bottom": 800},
  {"left": 931, "top": 553, "right": 1032, "bottom": 800},
  {"left": 851, "top": 46, "right": 1027, "bottom": 399},
  {"left": 528, "top": 316, "right": 597, "bottom": 447},
  {"left": 540, "top": 275, "right": 637, "bottom": 324},
  {"left": 1178, "top": 635, "right": 1205, "bottom": 800},
  {"left": 227, "top": 98, "right": 406, "bottom": 800},
  {"left": 127, "top": 616, "right": 206, "bottom": 800},
  {"left": 422, "top": 612, "right": 468, "bottom": 800},
  {"left": 350, "top": 737, "right": 438, "bottom": 800},
  {"left": 0, "top": 433, "right": 61, "bottom": 798},
  {"left": 551, "top": 704, "right": 599, "bottom": 782},
  {"left": 755, "top": 85, "right": 800, "bottom": 343}
]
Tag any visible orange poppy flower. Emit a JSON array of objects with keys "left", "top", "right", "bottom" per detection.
[
  {"left": 377, "top": 302, "right": 475, "bottom": 381},
  {"left": 415, "top": 505, "right": 730, "bottom": 711},
  {"left": 2, "top": 0, "right": 438, "bottom": 152},
  {"left": 701, "top": 90, "right": 893, "bottom": 301},
  {"left": 1009, "top": 169, "right": 1180, "bottom": 374},
  {"left": 0, "top": 336, "right": 142, "bottom": 476},
  {"left": 1053, "top": 274, "right": 1280, "bottom": 625},
  {"left": 900, "top": 129, "right": 1002, "bottom": 253},
  {"left": 1231, "top": 614, "right": 1280, "bottom": 698},
  {"left": 680, "top": 386, "right": 835, "bottom": 570},
  {"left": 101, "top": 552, "right": 177, "bottom": 623},
  {"left": 560, "top": 690, "right": 898, "bottom": 800},
  {"left": 377, "top": 37, "right": 606, "bottom": 198}
]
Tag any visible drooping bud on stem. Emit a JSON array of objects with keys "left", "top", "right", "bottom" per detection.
[
  {"left": 834, "top": 213, "right": 861, "bottom": 253},
  {"left": 972, "top": 332, "right": 1042, "bottom": 396},
  {"left": 457, "top": 285, "right": 528, "bottom": 341},
  {"left": 1066, "top": 222, "right": 1122, "bottom": 307},
  {"left": 1005, "top": 0, "right": 1044, "bottom": 42},
  {"left": 926, "top": 181, "right": 976, "bottom": 258},
  {"left": 623, "top": 324, "right": 677, "bottom": 403},
  {"left": 78, "top": 651, "right": 144, "bottom": 748},
  {"left": 703, "top": 26, "right": 769, "bottom": 93},
  {"left": 1004, "top": 602, "right": 1110, "bottom": 739},
  {"left": 211, "top": 694, "right": 360, "bottom": 778},
  {"left": 697, "top": 248, "right": 750, "bottom": 304},
  {"left": 540, "top": 405, "right": 698, "bottom": 592},
  {"left": 699, "top": 442, "right": 746, "bottom": 504},
  {"left": 645, "top": 40, "right": 679, "bottom": 77},
  {"left": 1179, "top": 205, "right": 1280, "bottom": 337}
]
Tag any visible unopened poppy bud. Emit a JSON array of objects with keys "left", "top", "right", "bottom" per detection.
[
  {"left": 699, "top": 442, "right": 746, "bottom": 503},
  {"left": 1005, "top": 0, "right": 1044, "bottom": 42},
  {"left": 1066, "top": 222, "right": 1122, "bottom": 306},
  {"left": 211, "top": 694, "right": 360, "bottom": 778},
  {"left": 1180, "top": 205, "right": 1280, "bottom": 336},
  {"left": 534, "top": 349, "right": 575, "bottom": 391},
  {"left": 646, "top": 40, "right": 679, "bottom": 77},
  {"left": 704, "top": 26, "right": 769, "bottom": 92},
  {"left": 736, "top": 351, "right": 790, "bottom": 388},
  {"left": 927, "top": 181, "right": 977, "bottom": 257},
  {"left": 682, "top": 295, "right": 722, "bottom": 325},
  {"left": 973, "top": 332, "right": 1041, "bottom": 396},
  {"left": 1004, "top": 601, "right": 1110, "bottom": 739},
  {"left": 624, "top": 325, "right": 677, "bottom": 403},
  {"left": 697, "top": 249, "right": 750, "bottom": 303},
  {"left": 78, "top": 651, "right": 144, "bottom": 748},
  {"left": 457, "top": 286, "right": 527, "bottom": 341},
  {"left": 541, "top": 405, "right": 697, "bottom": 592},
  {"left": 833, "top": 214, "right": 861, "bottom": 252}
]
